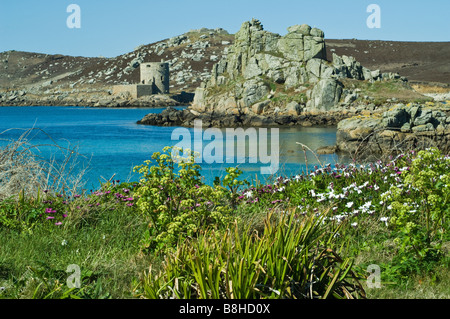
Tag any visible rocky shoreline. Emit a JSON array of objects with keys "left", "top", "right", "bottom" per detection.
[
  {"left": 137, "top": 102, "right": 450, "bottom": 156},
  {"left": 336, "top": 103, "right": 450, "bottom": 156},
  {"left": 0, "top": 89, "right": 194, "bottom": 108},
  {"left": 137, "top": 105, "right": 353, "bottom": 127}
]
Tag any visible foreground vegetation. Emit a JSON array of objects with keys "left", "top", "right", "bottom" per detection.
[{"left": 0, "top": 144, "right": 448, "bottom": 299}]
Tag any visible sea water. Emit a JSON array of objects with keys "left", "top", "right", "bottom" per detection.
[{"left": 0, "top": 106, "right": 345, "bottom": 190}]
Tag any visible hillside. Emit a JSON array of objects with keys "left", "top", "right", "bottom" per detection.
[
  {"left": 325, "top": 39, "right": 450, "bottom": 85},
  {"left": 0, "top": 28, "right": 234, "bottom": 94},
  {"left": 0, "top": 28, "right": 448, "bottom": 107}
]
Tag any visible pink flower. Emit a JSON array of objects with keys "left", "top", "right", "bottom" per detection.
[
  {"left": 63, "top": 214, "right": 68, "bottom": 218},
  {"left": 46, "top": 216, "right": 55, "bottom": 220},
  {"left": 55, "top": 222, "right": 62, "bottom": 226},
  {"left": 126, "top": 203, "right": 134, "bottom": 207}
]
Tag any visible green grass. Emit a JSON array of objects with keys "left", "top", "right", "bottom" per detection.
[
  {"left": 0, "top": 199, "right": 152, "bottom": 299},
  {"left": 206, "top": 76, "right": 243, "bottom": 98},
  {"left": 345, "top": 217, "right": 449, "bottom": 298},
  {"left": 0, "top": 147, "right": 449, "bottom": 299},
  {"left": 259, "top": 75, "right": 307, "bottom": 106},
  {"left": 341, "top": 78, "right": 434, "bottom": 105},
  {"left": 364, "top": 262, "right": 450, "bottom": 299},
  {"left": 257, "top": 50, "right": 285, "bottom": 59},
  {"left": 270, "top": 93, "right": 306, "bottom": 106}
]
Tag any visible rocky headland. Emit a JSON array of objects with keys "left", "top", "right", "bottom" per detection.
[
  {"left": 137, "top": 19, "right": 450, "bottom": 155},
  {"left": 139, "top": 19, "right": 412, "bottom": 125}
]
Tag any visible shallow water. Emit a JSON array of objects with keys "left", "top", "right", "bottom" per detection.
[{"left": 0, "top": 106, "right": 346, "bottom": 189}]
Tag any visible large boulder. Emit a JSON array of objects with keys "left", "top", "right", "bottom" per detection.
[
  {"left": 381, "top": 106, "right": 410, "bottom": 128},
  {"left": 307, "top": 79, "right": 343, "bottom": 111},
  {"left": 251, "top": 100, "right": 270, "bottom": 114},
  {"left": 277, "top": 26, "right": 306, "bottom": 61},
  {"left": 303, "top": 36, "right": 326, "bottom": 61},
  {"left": 284, "top": 101, "right": 302, "bottom": 116},
  {"left": 242, "top": 79, "right": 269, "bottom": 107}
]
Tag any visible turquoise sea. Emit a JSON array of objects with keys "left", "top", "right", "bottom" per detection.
[{"left": 0, "top": 106, "right": 346, "bottom": 190}]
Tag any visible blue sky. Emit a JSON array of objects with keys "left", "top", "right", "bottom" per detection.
[{"left": 0, "top": 0, "right": 448, "bottom": 57}]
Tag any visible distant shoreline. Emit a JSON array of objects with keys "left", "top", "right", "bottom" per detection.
[{"left": 0, "top": 92, "right": 193, "bottom": 108}]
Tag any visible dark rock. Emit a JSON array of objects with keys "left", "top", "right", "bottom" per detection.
[
  {"left": 414, "top": 109, "right": 433, "bottom": 126},
  {"left": 274, "top": 115, "right": 293, "bottom": 125},
  {"left": 382, "top": 106, "right": 410, "bottom": 128}
]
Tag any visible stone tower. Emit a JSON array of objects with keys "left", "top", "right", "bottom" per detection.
[{"left": 140, "top": 62, "right": 170, "bottom": 94}]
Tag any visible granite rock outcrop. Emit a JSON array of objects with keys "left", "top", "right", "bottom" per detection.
[{"left": 336, "top": 103, "right": 450, "bottom": 155}]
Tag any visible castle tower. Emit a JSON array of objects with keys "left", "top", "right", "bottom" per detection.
[{"left": 140, "top": 62, "right": 170, "bottom": 94}]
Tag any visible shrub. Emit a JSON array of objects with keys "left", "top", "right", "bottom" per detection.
[
  {"left": 133, "top": 147, "right": 234, "bottom": 252},
  {"left": 0, "top": 128, "right": 87, "bottom": 201},
  {"left": 0, "top": 128, "right": 90, "bottom": 232},
  {"left": 383, "top": 148, "right": 449, "bottom": 264}
]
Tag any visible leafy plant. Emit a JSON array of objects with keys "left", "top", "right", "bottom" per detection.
[
  {"left": 138, "top": 211, "right": 366, "bottom": 299},
  {"left": 215, "top": 167, "right": 249, "bottom": 206},
  {"left": 384, "top": 148, "right": 449, "bottom": 264},
  {"left": 133, "top": 147, "right": 234, "bottom": 252}
]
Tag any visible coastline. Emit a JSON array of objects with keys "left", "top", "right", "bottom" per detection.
[
  {"left": 136, "top": 105, "right": 352, "bottom": 128},
  {"left": 0, "top": 95, "right": 189, "bottom": 108}
]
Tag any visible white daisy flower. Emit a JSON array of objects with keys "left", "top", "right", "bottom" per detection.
[{"left": 380, "top": 217, "right": 389, "bottom": 226}]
